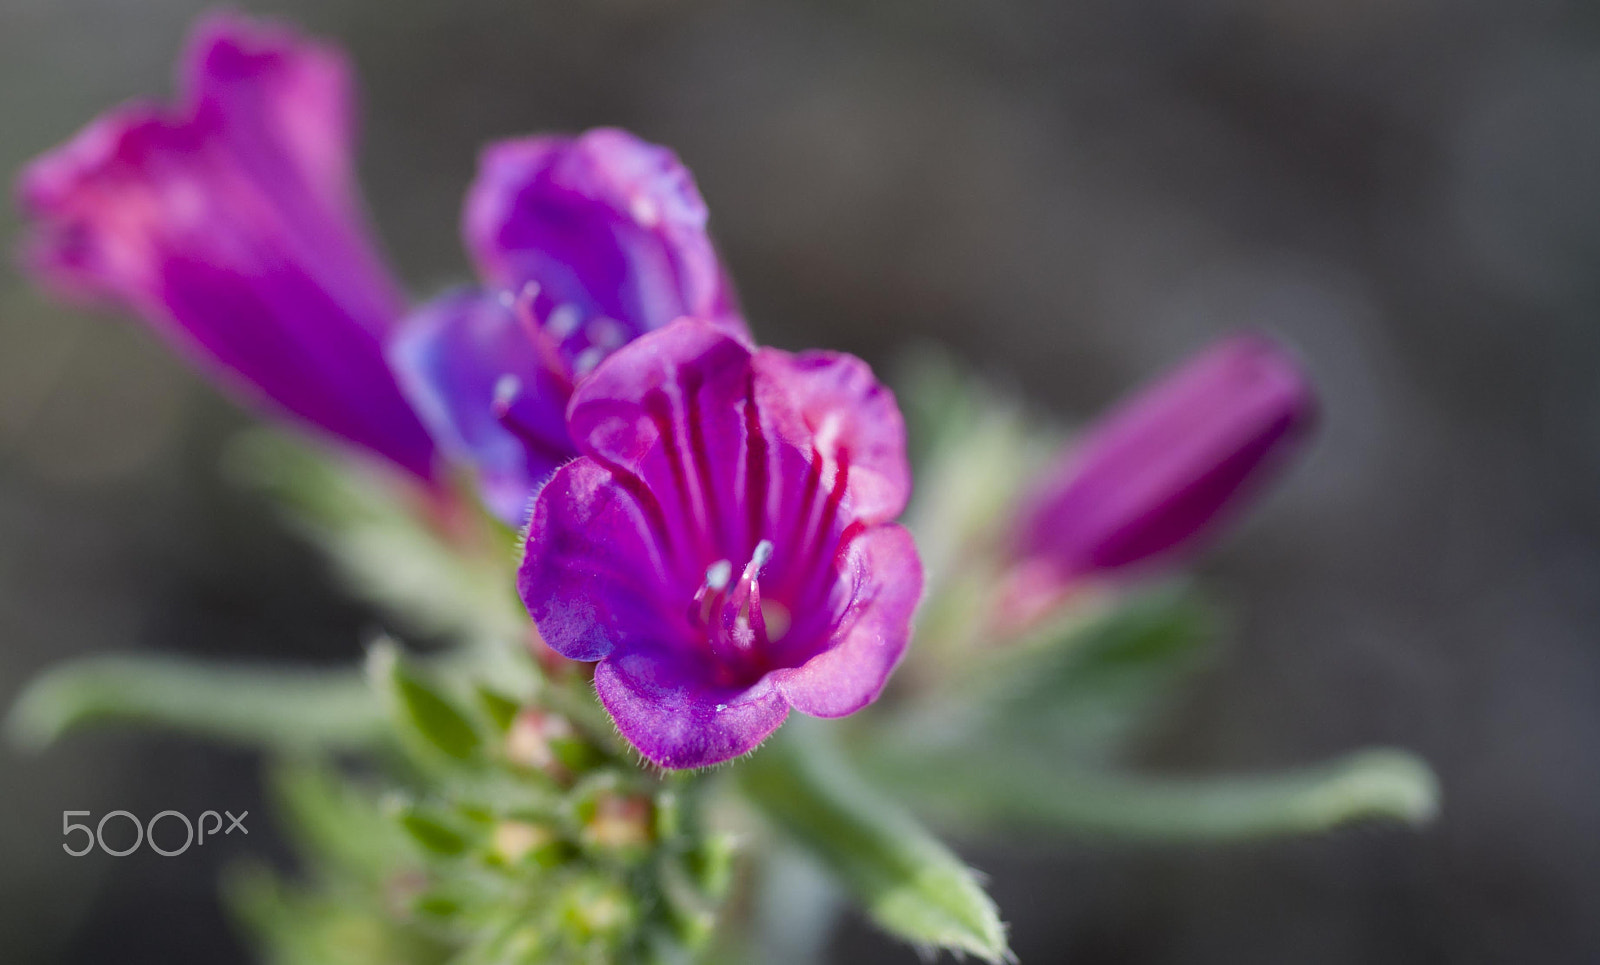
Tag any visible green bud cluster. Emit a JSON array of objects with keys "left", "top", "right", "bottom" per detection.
[{"left": 231, "top": 646, "right": 736, "bottom": 965}]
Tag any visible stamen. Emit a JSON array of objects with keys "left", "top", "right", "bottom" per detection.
[
  {"left": 687, "top": 560, "right": 732, "bottom": 628},
  {"left": 492, "top": 373, "right": 522, "bottom": 413},
  {"left": 689, "top": 541, "right": 780, "bottom": 663},
  {"left": 547, "top": 303, "right": 582, "bottom": 340},
  {"left": 573, "top": 346, "right": 606, "bottom": 377}
]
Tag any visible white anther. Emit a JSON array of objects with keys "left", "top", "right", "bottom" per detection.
[
  {"left": 547, "top": 303, "right": 582, "bottom": 339},
  {"left": 750, "top": 539, "right": 774, "bottom": 570},
  {"left": 705, "top": 560, "right": 733, "bottom": 591},
  {"left": 573, "top": 346, "right": 605, "bottom": 376},
  {"left": 494, "top": 374, "right": 522, "bottom": 408}
]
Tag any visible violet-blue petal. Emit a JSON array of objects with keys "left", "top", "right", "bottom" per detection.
[
  {"left": 389, "top": 287, "right": 574, "bottom": 522},
  {"left": 463, "top": 128, "right": 742, "bottom": 339},
  {"left": 594, "top": 657, "right": 790, "bottom": 770},
  {"left": 1014, "top": 334, "right": 1316, "bottom": 578},
  {"left": 15, "top": 13, "right": 435, "bottom": 480}
]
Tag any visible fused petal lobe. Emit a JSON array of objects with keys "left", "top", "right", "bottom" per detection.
[
  {"left": 594, "top": 656, "right": 790, "bottom": 770},
  {"left": 771, "top": 523, "right": 922, "bottom": 717}
]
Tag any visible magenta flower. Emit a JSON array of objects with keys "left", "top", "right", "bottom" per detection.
[
  {"left": 517, "top": 319, "right": 920, "bottom": 768},
  {"left": 1006, "top": 335, "right": 1316, "bottom": 614},
  {"left": 389, "top": 129, "right": 744, "bottom": 523},
  {"left": 15, "top": 13, "right": 436, "bottom": 480}
]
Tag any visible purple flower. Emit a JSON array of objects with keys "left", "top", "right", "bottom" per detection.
[
  {"left": 15, "top": 13, "right": 436, "bottom": 480},
  {"left": 517, "top": 319, "right": 920, "bottom": 769},
  {"left": 389, "top": 129, "right": 744, "bottom": 523},
  {"left": 1006, "top": 334, "right": 1316, "bottom": 614}
]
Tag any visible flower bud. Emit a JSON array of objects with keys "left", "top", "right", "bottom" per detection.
[
  {"left": 489, "top": 819, "right": 570, "bottom": 869},
  {"left": 504, "top": 709, "right": 574, "bottom": 778},
  {"left": 1006, "top": 335, "right": 1315, "bottom": 621},
  {"left": 579, "top": 791, "right": 654, "bottom": 857}
]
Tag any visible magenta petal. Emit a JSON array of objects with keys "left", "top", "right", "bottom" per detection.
[
  {"left": 754, "top": 349, "right": 913, "bottom": 524},
  {"left": 15, "top": 14, "right": 435, "bottom": 481},
  {"left": 463, "top": 128, "right": 743, "bottom": 339},
  {"left": 183, "top": 12, "right": 361, "bottom": 226},
  {"left": 389, "top": 288, "right": 574, "bottom": 522},
  {"left": 594, "top": 657, "right": 789, "bottom": 770},
  {"left": 519, "top": 459, "right": 684, "bottom": 662},
  {"left": 1015, "top": 334, "right": 1316, "bottom": 578},
  {"left": 566, "top": 319, "right": 752, "bottom": 474},
  {"left": 771, "top": 523, "right": 922, "bottom": 717},
  {"left": 520, "top": 317, "right": 922, "bottom": 768}
]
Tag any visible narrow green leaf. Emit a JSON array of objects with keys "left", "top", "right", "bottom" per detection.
[
  {"left": 474, "top": 685, "right": 521, "bottom": 733},
  {"left": 369, "top": 644, "right": 483, "bottom": 762},
  {"left": 396, "top": 805, "right": 471, "bottom": 857},
  {"left": 5, "top": 654, "right": 383, "bottom": 752},
  {"left": 873, "top": 746, "right": 1440, "bottom": 842},
  {"left": 739, "top": 723, "right": 1011, "bottom": 962}
]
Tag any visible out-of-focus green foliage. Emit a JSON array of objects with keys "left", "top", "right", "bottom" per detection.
[{"left": 740, "top": 721, "right": 1011, "bottom": 964}]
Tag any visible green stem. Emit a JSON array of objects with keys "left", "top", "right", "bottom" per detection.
[
  {"left": 6, "top": 654, "right": 385, "bottom": 753},
  {"left": 872, "top": 747, "right": 1439, "bottom": 843}
]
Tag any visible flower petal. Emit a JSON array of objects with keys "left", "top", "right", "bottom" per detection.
[
  {"left": 15, "top": 14, "right": 434, "bottom": 480},
  {"left": 594, "top": 656, "right": 789, "bottom": 769},
  {"left": 389, "top": 287, "right": 574, "bottom": 522},
  {"left": 754, "top": 348, "right": 912, "bottom": 524},
  {"left": 463, "top": 128, "right": 742, "bottom": 339},
  {"left": 565, "top": 320, "right": 760, "bottom": 566},
  {"left": 183, "top": 12, "right": 361, "bottom": 228},
  {"left": 771, "top": 523, "right": 921, "bottom": 717},
  {"left": 519, "top": 459, "right": 684, "bottom": 662}
]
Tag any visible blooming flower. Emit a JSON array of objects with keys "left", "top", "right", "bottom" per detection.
[
  {"left": 517, "top": 319, "right": 921, "bottom": 768},
  {"left": 1004, "top": 334, "right": 1316, "bottom": 619},
  {"left": 389, "top": 129, "right": 743, "bottom": 523},
  {"left": 16, "top": 13, "right": 436, "bottom": 480}
]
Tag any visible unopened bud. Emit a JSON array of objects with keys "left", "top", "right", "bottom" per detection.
[
  {"left": 580, "top": 792, "right": 654, "bottom": 855},
  {"left": 490, "top": 819, "right": 568, "bottom": 868},
  {"left": 505, "top": 709, "right": 574, "bottom": 777},
  {"left": 559, "top": 877, "right": 636, "bottom": 943}
]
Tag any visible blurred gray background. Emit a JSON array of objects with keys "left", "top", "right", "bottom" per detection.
[{"left": 2, "top": 0, "right": 1597, "bottom": 962}]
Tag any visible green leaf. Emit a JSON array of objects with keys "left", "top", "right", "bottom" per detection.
[
  {"left": 270, "top": 761, "right": 407, "bottom": 882},
  {"left": 871, "top": 746, "right": 1440, "bottom": 842},
  {"left": 474, "top": 686, "right": 521, "bottom": 733},
  {"left": 369, "top": 644, "right": 483, "bottom": 763},
  {"left": 739, "top": 722, "right": 1011, "bottom": 963},
  {"left": 396, "top": 804, "right": 472, "bottom": 857},
  {"left": 5, "top": 654, "right": 383, "bottom": 752},
  {"left": 998, "top": 588, "right": 1219, "bottom": 756}
]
